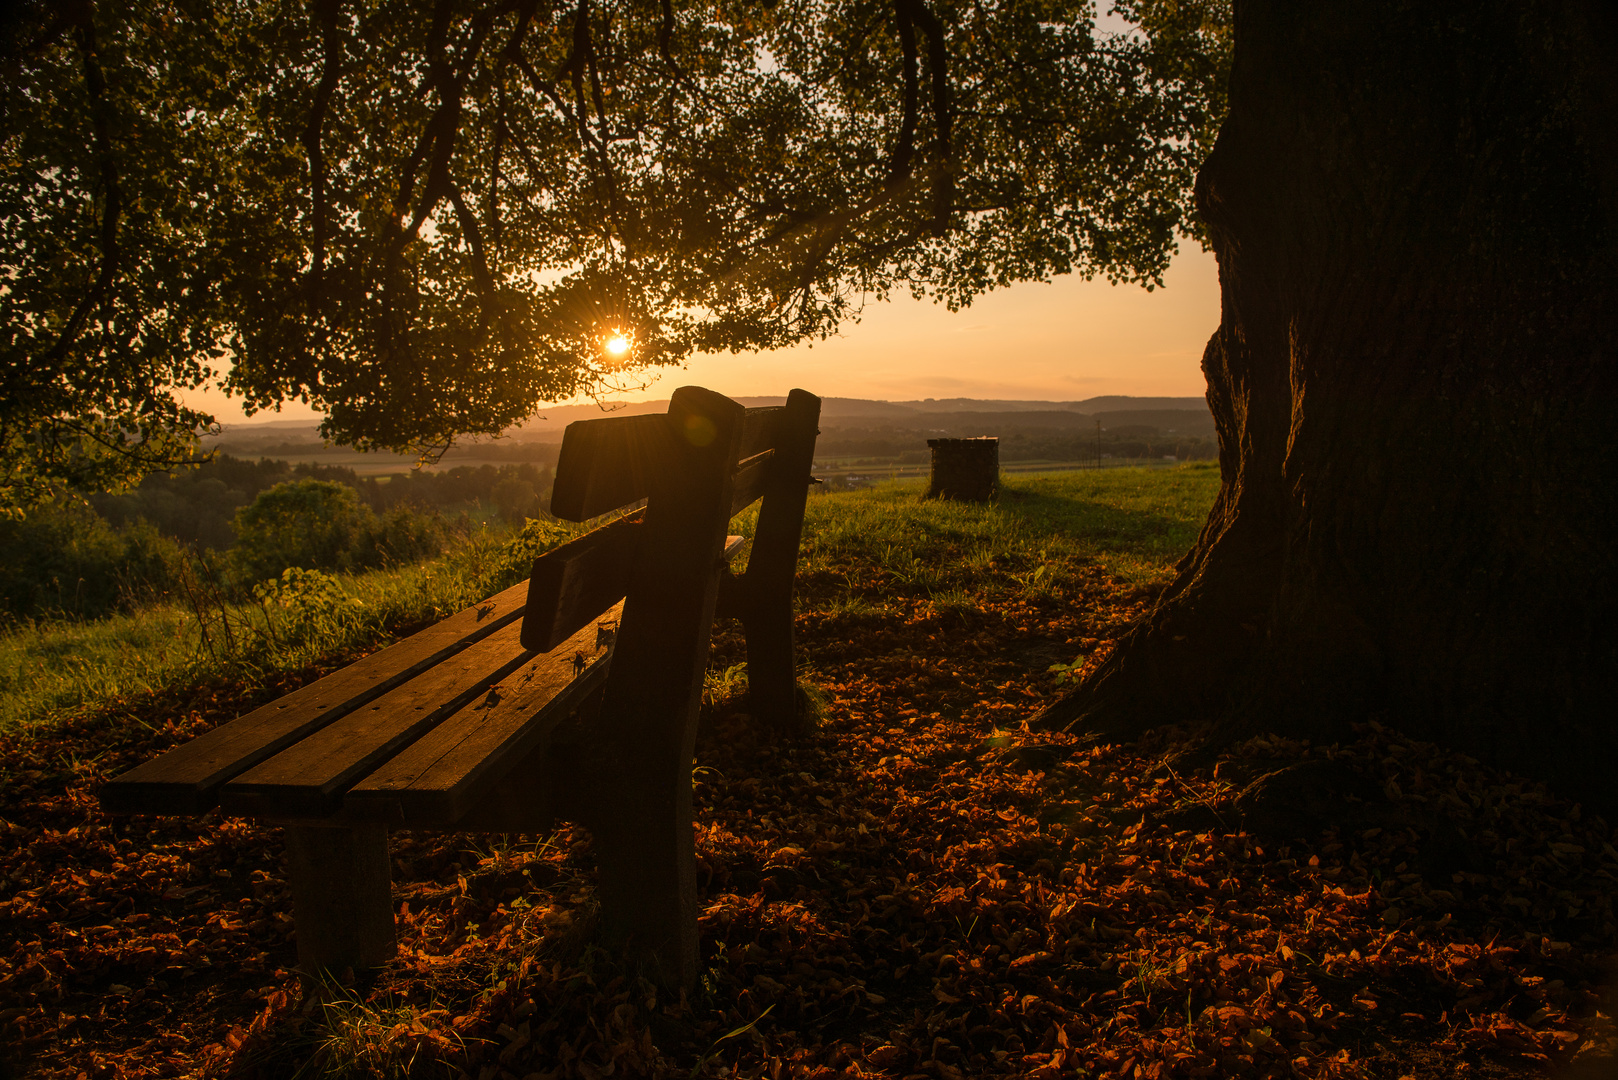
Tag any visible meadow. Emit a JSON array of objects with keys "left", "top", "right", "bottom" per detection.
[
  {"left": 4, "top": 461, "right": 1614, "bottom": 1080},
  {"left": 0, "top": 467, "right": 1217, "bottom": 737}
]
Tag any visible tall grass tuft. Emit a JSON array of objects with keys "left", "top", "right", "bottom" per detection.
[{"left": 301, "top": 979, "right": 464, "bottom": 1079}]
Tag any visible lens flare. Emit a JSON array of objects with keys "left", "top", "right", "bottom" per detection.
[{"left": 604, "top": 333, "right": 632, "bottom": 357}]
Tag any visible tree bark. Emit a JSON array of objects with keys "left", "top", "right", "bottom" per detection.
[{"left": 1038, "top": 1, "right": 1618, "bottom": 814}]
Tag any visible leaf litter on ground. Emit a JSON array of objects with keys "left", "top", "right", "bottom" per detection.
[{"left": 1, "top": 470, "right": 1615, "bottom": 1079}]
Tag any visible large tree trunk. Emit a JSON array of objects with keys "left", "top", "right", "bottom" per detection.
[{"left": 1039, "top": 1, "right": 1618, "bottom": 813}]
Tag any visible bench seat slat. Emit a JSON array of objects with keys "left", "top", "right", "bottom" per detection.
[
  {"left": 219, "top": 620, "right": 533, "bottom": 819},
  {"left": 99, "top": 579, "right": 531, "bottom": 816},
  {"left": 346, "top": 601, "right": 625, "bottom": 826}
]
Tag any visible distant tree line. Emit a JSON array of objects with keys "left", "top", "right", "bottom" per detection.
[
  {"left": 87, "top": 456, "right": 554, "bottom": 551},
  {"left": 815, "top": 425, "right": 1218, "bottom": 464}
]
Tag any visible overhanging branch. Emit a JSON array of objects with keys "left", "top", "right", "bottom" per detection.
[
  {"left": 301, "top": 0, "right": 344, "bottom": 302},
  {"left": 46, "top": 13, "right": 121, "bottom": 366}
]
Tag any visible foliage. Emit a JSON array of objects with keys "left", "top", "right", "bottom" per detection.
[
  {"left": 84, "top": 455, "right": 556, "bottom": 554},
  {"left": 90, "top": 454, "right": 349, "bottom": 551},
  {"left": 1, "top": 0, "right": 1230, "bottom": 507},
  {"left": 498, "top": 513, "right": 575, "bottom": 563},
  {"left": 0, "top": 0, "right": 223, "bottom": 509},
  {"left": 229, "top": 478, "right": 448, "bottom": 585},
  {"left": 252, "top": 567, "right": 362, "bottom": 646},
  {"left": 229, "top": 479, "right": 379, "bottom": 584},
  {"left": 359, "top": 462, "right": 554, "bottom": 515},
  {"left": 0, "top": 500, "right": 189, "bottom": 620}
]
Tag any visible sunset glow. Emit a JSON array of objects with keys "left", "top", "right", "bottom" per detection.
[{"left": 183, "top": 250, "right": 1217, "bottom": 423}]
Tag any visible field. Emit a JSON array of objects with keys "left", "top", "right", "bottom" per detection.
[{"left": 2, "top": 463, "right": 1615, "bottom": 1080}]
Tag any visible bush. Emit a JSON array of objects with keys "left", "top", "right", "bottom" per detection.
[
  {"left": 369, "top": 503, "right": 447, "bottom": 566},
  {"left": 230, "top": 478, "right": 450, "bottom": 586},
  {"left": 500, "top": 517, "right": 575, "bottom": 573},
  {"left": 229, "top": 479, "right": 375, "bottom": 584},
  {"left": 0, "top": 503, "right": 188, "bottom": 620},
  {"left": 253, "top": 567, "right": 364, "bottom": 645},
  {"left": 492, "top": 476, "right": 539, "bottom": 522}
]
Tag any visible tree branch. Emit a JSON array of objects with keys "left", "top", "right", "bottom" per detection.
[
  {"left": 46, "top": 11, "right": 121, "bottom": 366},
  {"left": 490, "top": 0, "right": 547, "bottom": 257},
  {"left": 393, "top": 0, "right": 458, "bottom": 226},
  {"left": 448, "top": 183, "right": 496, "bottom": 306},
  {"left": 557, "top": 0, "right": 623, "bottom": 244},
  {"left": 903, "top": 0, "right": 952, "bottom": 234},
  {"left": 301, "top": 0, "right": 344, "bottom": 301},
  {"left": 889, "top": 0, "right": 919, "bottom": 184}
]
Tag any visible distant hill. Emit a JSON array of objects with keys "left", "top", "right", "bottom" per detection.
[
  {"left": 204, "top": 395, "right": 1217, "bottom": 467},
  {"left": 492, "top": 394, "right": 1212, "bottom": 440},
  {"left": 893, "top": 395, "right": 1207, "bottom": 414}
]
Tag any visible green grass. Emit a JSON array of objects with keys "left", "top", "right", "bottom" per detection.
[
  {"left": 733, "top": 463, "right": 1220, "bottom": 619},
  {"left": 0, "top": 464, "right": 1222, "bottom": 735},
  {"left": 0, "top": 522, "right": 569, "bottom": 734}
]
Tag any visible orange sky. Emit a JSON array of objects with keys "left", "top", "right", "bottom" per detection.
[{"left": 188, "top": 246, "right": 1219, "bottom": 424}]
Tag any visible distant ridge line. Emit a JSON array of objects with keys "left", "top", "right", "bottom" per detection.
[{"left": 207, "top": 393, "right": 1212, "bottom": 442}]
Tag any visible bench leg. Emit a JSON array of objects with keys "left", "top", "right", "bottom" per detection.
[
  {"left": 284, "top": 824, "right": 395, "bottom": 975},
  {"left": 580, "top": 758, "right": 698, "bottom": 988},
  {"left": 741, "top": 388, "right": 820, "bottom": 731}
]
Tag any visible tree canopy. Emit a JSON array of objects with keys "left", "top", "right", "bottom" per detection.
[{"left": 0, "top": 0, "right": 1227, "bottom": 508}]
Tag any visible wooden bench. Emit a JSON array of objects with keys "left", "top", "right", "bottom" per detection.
[{"left": 100, "top": 386, "right": 821, "bottom": 987}]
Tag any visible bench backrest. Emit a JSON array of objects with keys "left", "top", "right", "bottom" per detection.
[{"left": 520, "top": 387, "right": 821, "bottom": 666}]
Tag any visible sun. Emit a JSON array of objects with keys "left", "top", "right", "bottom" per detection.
[{"left": 603, "top": 332, "right": 632, "bottom": 358}]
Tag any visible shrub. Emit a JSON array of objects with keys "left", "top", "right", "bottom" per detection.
[
  {"left": 0, "top": 502, "right": 187, "bottom": 620},
  {"left": 231, "top": 478, "right": 453, "bottom": 587},
  {"left": 229, "top": 479, "right": 374, "bottom": 584},
  {"left": 367, "top": 503, "right": 447, "bottom": 566},
  {"left": 492, "top": 476, "right": 539, "bottom": 522},
  {"left": 253, "top": 567, "right": 363, "bottom": 645}
]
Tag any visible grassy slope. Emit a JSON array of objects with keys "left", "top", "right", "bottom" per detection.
[
  {"left": 0, "top": 523, "right": 574, "bottom": 734},
  {"left": 790, "top": 465, "right": 1218, "bottom": 595},
  {"left": 0, "top": 467, "right": 1217, "bottom": 737},
  {"left": 7, "top": 464, "right": 1613, "bottom": 1080}
]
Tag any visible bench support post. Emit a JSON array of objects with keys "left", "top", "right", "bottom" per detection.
[
  {"left": 740, "top": 388, "right": 822, "bottom": 730},
  {"left": 586, "top": 386, "right": 744, "bottom": 987},
  {"left": 284, "top": 823, "right": 395, "bottom": 975},
  {"left": 588, "top": 773, "right": 698, "bottom": 987}
]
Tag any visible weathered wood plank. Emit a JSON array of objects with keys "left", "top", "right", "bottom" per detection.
[
  {"left": 284, "top": 824, "right": 395, "bottom": 973},
  {"left": 99, "top": 579, "right": 531, "bottom": 816},
  {"left": 730, "top": 449, "right": 775, "bottom": 515},
  {"left": 219, "top": 621, "right": 532, "bottom": 819},
  {"left": 520, "top": 514, "right": 641, "bottom": 652},
  {"left": 738, "top": 405, "right": 783, "bottom": 460},
  {"left": 346, "top": 602, "right": 625, "bottom": 826},
  {"left": 738, "top": 388, "right": 822, "bottom": 728},
  {"left": 550, "top": 413, "right": 670, "bottom": 521},
  {"left": 522, "top": 520, "right": 744, "bottom": 653}
]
